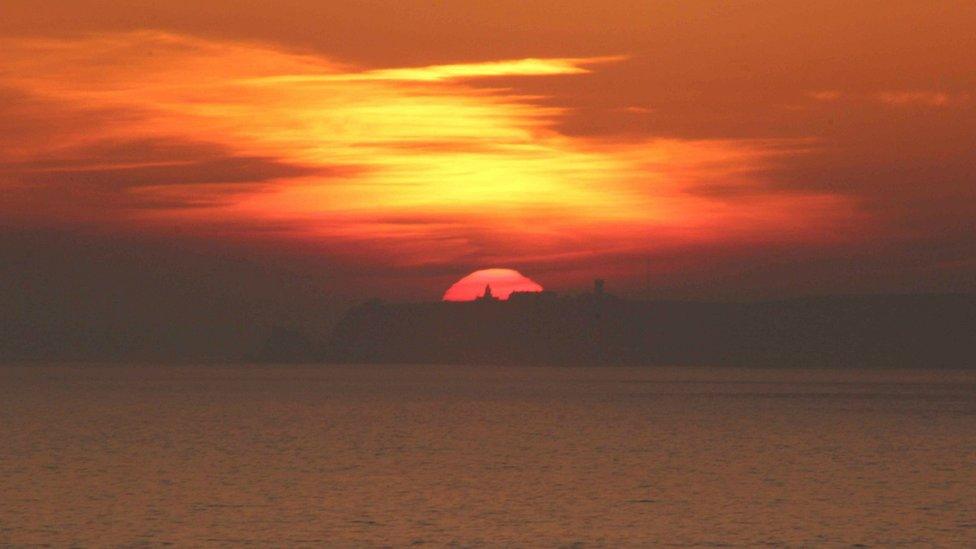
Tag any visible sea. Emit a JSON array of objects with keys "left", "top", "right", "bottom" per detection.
[{"left": 2, "top": 363, "right": 975, "bottom": 546}]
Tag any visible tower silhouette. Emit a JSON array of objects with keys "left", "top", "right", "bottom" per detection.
[{"left": 477, "top": 284, "right": 497, "bottom": 301}]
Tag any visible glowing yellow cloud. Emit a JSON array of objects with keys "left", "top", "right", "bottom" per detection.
[
  {"left": 245, "top": 55, "right": 626, "bottom": 84},
  {"left": 0, "top": 31, "right": 853, "bottom": 269}
]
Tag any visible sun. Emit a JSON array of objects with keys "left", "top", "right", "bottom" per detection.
[{"left": 442, "top": 268, "right": 543, "bottom": 301}]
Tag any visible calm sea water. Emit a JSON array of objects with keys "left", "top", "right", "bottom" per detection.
[{"left": 2, "top": 363, "right": 975, "bottom": 546}]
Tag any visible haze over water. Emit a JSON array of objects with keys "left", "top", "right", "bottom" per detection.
[{"left": 2, "top": 363, "right": 975, "bottom": 546}]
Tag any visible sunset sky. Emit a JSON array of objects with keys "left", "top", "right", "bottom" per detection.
[{"left": 3, "top": 1, "right": 975, "bottom": 316}]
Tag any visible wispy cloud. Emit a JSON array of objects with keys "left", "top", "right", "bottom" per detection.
[
  {"left": 246, "top": 55, "right": 627, "bottom": 84},
  {"left": 806, "top": 89, "right": 970, "bottom": 108},
  {"left": 876, "top": 90, "right": 969, "bottom": 107},
  {"left": 807, "top": 90, "right": 842, "bottom": 102}
]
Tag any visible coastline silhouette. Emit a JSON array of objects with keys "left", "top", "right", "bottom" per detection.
[
  {"left": 324, "top": 281, "right": 976, "bottom": 368},
  {"left": 4, "top": 273, "right": 973, "bottom": 367}
]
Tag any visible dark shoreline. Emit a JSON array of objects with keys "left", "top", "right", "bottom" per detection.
[{"left": 325, "top": 293, "right": 976, "bottom": 369}]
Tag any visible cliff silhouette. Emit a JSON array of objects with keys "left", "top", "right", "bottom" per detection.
[{"left": 326, "top": 285, "right": 976, "bottom": 368}]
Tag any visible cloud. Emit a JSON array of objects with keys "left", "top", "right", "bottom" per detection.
[
  {"left": 0, "top": 138, "right": 349, "bottom": 216},
  {"left": 0, "top": 31, "right": 850, "bottom": 273},
  {"left": 622, "top": 106, "right": 655, "bottom": 114},
  {"left": 245, "top": 55, "right": 627, "bottom": 84},
  {"left": 805, "top": 89, "right": 970, "bottom": 108},
  {"left": 876, "top": 91, "right": 969, "bottom": 107},
  {"left": 2, "top": 139, "right": 330, "bottom": 188},
  {"left": 807, "top": 90, "right": 842, "bottom": 102}
]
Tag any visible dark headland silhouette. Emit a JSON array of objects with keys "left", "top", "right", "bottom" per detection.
[
  {"left": 4, "top": 273, "right": 974, "bottom": 367},
  {"left": 320, "top": 281, "right": 976, "bottom": 368},
  {"left": 314, "top": 280, "right": 976, "bottom": 368}
]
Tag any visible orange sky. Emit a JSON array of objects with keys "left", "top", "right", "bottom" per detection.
[{"left": 2, "top": 1, "right": 975, "bottom": 298}]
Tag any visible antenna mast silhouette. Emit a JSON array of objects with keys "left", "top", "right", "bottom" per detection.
[{"left": 644, "top": 256, "right": 651, "bottom": 298}]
